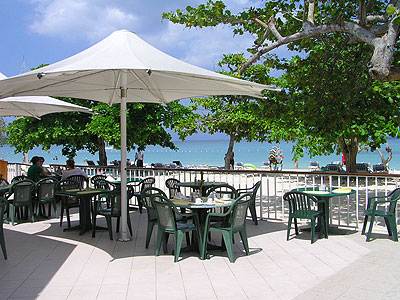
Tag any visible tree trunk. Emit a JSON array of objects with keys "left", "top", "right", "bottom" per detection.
[
  {"left": 338, "top": 136, "right": 359, "bottom": 173},
  {"left": 97, "top": 137, "right": 107, "bottom": 166},
  {"left": 224, "top": 134, "right": 235, "bottom": 169},
  {"left": 377, "top": 143, "right": 392, "bottom": 168}
]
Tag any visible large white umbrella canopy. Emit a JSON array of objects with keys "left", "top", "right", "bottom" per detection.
[{"left": 0, "top": 29, "right": 279, "bottom": 240}]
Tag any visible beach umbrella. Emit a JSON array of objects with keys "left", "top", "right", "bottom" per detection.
[
  {"left": 0, "top": 29, "right": 280, "bottom": 240},
  {"left": 0, "top": 73, "right": 93, "bottom": 118}
]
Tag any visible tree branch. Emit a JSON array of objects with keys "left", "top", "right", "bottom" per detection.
[{"left": 308, "top": 0, "right": 315, "bottom": 24}]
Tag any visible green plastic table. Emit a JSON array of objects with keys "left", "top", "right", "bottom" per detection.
[{"left": 292, "top": 187, "right": 356, "bottom": 237}]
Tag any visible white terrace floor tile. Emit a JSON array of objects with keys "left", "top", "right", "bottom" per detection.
[{"left": 1, "top": 208, "right": 400, "bottom": 300}]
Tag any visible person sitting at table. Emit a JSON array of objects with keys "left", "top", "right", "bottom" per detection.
[
  {"left": 27, "top": 156, "right": 52, "bottom": 182},
  {"left": 61, "top": 159, "right": 89, "bottom": 181}
]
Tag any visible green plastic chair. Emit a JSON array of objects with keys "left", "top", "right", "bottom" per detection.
[
  {"left": 283, "top": 191, "right": 327, "bottom": 244},
  {"left": 361, "top": 188, "right": 400, "bottom": 242},
  {"left": 151, "top": 194, "right": 202, "bottom": 262},
  {"left": 140, "top": 187, "right": 168, "bottom": 248},
  {"left": 205, "top": 183, "right": 238, "bottom": 199},
  {"left": 129, "top": 177, "right": 155, "bottom": 213},
  {"left": 36, "top": 177, "right": 59, "bottom": 218},
  {"left": 57, "top": 179, "right": 80, "bottom": 228},
  {"left": 165, "top": 178, "right": 181, "bottom": 199},
  {"left": 7, "top": 179, "right": 36, "bottom": 226},
  {"left": 0, "top": 196, "right": 7, "bottom": 259},
  {"left": 201, "top": 193, "right": 252, "bottom": 263},
  {"left": 237, "top": 181, "right": 261, "bottom": 225},
  {"left": 92, "top": 188, "right": 133, "bottom": 240}
]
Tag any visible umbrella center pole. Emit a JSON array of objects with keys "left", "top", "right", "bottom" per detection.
[{"left": 119, "top": 70, "right": 130, "bottom": 242}]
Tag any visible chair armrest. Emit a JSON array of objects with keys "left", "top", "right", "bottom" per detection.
[
  {"left": 237, "top": 188, "right": 251, "bottom": 194},
  {"left": 367, "top": 195, "right": 391, "bottom": 208}
]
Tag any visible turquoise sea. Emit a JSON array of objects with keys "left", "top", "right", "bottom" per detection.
[{"left": 0, "top": 138, "right": 399, "bottom": 170}]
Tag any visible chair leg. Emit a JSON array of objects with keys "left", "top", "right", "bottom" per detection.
[
  {"left": 127, "top": 214, "right": 133, "bottom": 236},
  {"left": 155, "top": 228, "right": 164, "bottom": 256},
  {"left": 201, "top": 228, "right": 209, "bottom": 260},
  {"left": 294, "top": 218, "right": 299, "bottom": 235},
  {"left": 0, "top": 228, "right": 7, "bottom": 260},
  {"left": 311, "top": 218, "right": 316, "bottom": 244},
  {"left": 286, "top": 217, "right": 292, "bottom": 240},
  {"left": 145, "top": 220, "right": 155, "bottom": 248},
  {"left": 389, "top": 218, "right": 398, "bottom": 242},
  {"left": 10, "top": 205, "right": 15, "bottom": 226},
  {"left": 105, "top": 216, "right": 113, "bottom": 240},
  {"left": 66, "top": 205, "right": 72, "bottom": 229},
  {"left": 361, "top": 215, "right": 368, "bottom": 235},
  {"left": 59, "top": 200, "right": 65, "bottom": 227},
  {"left": 239, "top": 229, "right": 249, "bottom": 255},
  {"left": 52, "top": 201, "right": 58, "bottom": 218},
  {"left": 384, "top": 217, "right": 393, "bottom": 236},
  {"left": 366, "top": 214, "right": 376, "bottom": 242},
  {"left": 221, "top": 231, "right": 235, "bottom": 263},
  {"left": 249, "top": 202, "right": 258, "bottom": 225},
  {"left": 116, "top": 217, "right": 120, "bottom": 233},
  {"left": 137, "top": 196, "right": 143, "bottom": 214},
  {"left": 163, "top": 233, "right": 169, "bottom": 253},
  {"left": 174, "top": 231, "right": 184, "bottom": 263},
  {"left": 92, "top": 212, "right": 97, "bottom": 238}
]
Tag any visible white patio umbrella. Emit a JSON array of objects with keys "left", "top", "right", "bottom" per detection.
[
  {"left": 0, "top": 73, "right": 92, "bottom": 118},
  {"left": 0, "top": 29, "right": 280, "bottom": 240}
]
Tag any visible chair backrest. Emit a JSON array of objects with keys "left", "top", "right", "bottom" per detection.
[
  {"left": 11, "top": 175, "right": 26, "bottom": 184},
  {"left": 388, "top": 188, "right": 400, "bottom": 212},
  {"left": 57, "top": 178, "right": 80, "bottom": 191},
  {"left": 231, "top": 193, "right": 251, "bottom": 231},
  {"left": 107, "top": 188, "right": 122, "bottom": 216},
  {"left": 140, "top": 177, "right": 155, "bottom": 191},
  {"left": 10, "top": 179, "right": 35, "bottom": 204},
  {"left": 165, "top": 178, "right": 181, "bottom": 199},
  {"left": 92, "top": 178, "right": 116, "bottom": 191},
  {"left": 36, "top": 177, "right": 58, "bottom": 201},
  {"left": 66, "top": 175, "right": 88, "bottom": 189},
  {"left": 205, "top": 183, "right": 238, "bottom": 199},
  {"left": 0, "top": 177, "right": 9, "bottom": 186},
  {"left": 151, "top": 194, "right": 176, "bottom": 231},
  {"left": 90, "top": 175, "right": 107, "bottom": 186},
  {"left": 141, "top": 187, "right": 167, "bottom": 220},
  {"left": 248, "top": 181, "right": 261, "bottom": 203},
  {"left": 283, "top": 191, "right": 319, "bottom": 214}
]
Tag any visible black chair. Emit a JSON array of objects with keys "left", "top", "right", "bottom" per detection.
[
  {"left": 36, "top": 177, "right": 59, "bottom": 218},
  {"left": 128, "top": 177, "right": 155, "bottom": 213},
  {"left": 92, "top": 188, "right": 133, "bottom": 240},
  {"left": 57, "top": 179, "right": 80, "bottom": 228},
  {"left": 237, "top": 181, "right": 261, "bottom": 225},
  {"left": 165, "top": 178, "right": 181, "bottom": 199},
  {"left": 0, "top": 196, "right": 8, "bottom": 259},
  {"left": 90, "top": 175, "right": 107, "bottom": 187}
]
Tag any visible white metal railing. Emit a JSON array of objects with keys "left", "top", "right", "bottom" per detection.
[{"left": 7, "top": 163, "right": 400, "bottom": 229}]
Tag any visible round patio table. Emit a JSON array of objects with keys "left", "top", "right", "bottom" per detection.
[{"left": 292, "top": 187, "right": 356, "bottom": 237}]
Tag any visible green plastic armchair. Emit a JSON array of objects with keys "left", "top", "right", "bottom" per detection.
[
  {"left": 140, "top": 187, "right": 168, "bottom": 248},
  {"left": 36, "top": 177, "right": 59, "bottom": 218},
  {"left": 201, "top": 193, "right": 252, "bottom": 263},
  {"left": 237, "top": 181, "right": 261, "bottom": 225},
  {"left": 283, "top": 191, "right": 327, "bottom": 244},
  {"left": 151, "top": 194, "right": 202, "bottom": 262},
  {"left": 0, "top": 196, "right": 7, "bottom": 259},
  {"left": 361, "top": 188, "right": 400, "bottom": 242},
  {"left": 7, "top": 179, "right": 36, "bottom": 226},
  {"left": 92, "top": 188, "right": 133, "bottom": 240}
]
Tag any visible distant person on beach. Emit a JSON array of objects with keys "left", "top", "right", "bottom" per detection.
[
  {"left": 61, "top": 159, "right": 89, "bottom": 180},
  {"left": 135, "top": 148, "right": 144, "bottom": 168},
  {"left": 27, "top": 156, "right": 51, "bottom": 182}
]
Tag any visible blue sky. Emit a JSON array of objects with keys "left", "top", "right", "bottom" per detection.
[{"left": 0, "top": 0, "right": 276, "bottom": 140}]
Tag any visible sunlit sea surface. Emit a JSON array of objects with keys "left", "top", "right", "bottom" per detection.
[{"left": 1, "top": 138, "right": 399, "bottom": 170}]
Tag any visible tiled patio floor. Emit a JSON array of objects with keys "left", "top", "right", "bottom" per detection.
[{"left": 1, "top": 209, "right": 399, "bottom": 300}]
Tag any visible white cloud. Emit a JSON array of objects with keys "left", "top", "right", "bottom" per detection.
[{"left": 29, "top": 0, "right": 137, "bottom": 42}]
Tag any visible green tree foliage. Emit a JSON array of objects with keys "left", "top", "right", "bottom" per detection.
[
  {"left": 0, "top": 118, "right": 8, "bottom": 145},
  {"left": 163, "top": 1, "right": 399, "bottom": 82},
  {"left": 7, "top": 97, "right": 193, "bottom": 165}
]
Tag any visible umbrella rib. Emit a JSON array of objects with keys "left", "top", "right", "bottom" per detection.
[{"left": 128, "top": 70, "right": 166, "bottom": 103}]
